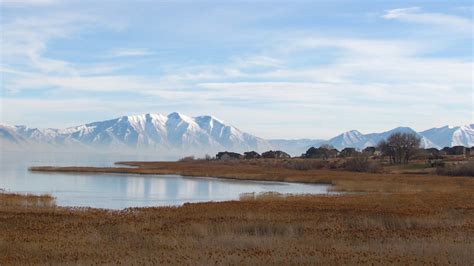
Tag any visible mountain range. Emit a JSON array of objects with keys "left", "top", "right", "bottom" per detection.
[
  {"left": 0, "top": 113, "right": 271, "bottom": 155},
  {"left": 272, "top": 125, "right": 473, "bottom": 155},
  {"left": 1, "top": 112, "right": 473, "bottom": 156}
]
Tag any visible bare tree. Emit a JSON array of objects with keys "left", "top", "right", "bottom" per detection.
[{"left": 378, "top": 132, "right": 421, "bottom": 164}]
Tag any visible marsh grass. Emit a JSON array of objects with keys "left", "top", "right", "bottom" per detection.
[
  {"left": 437, "top": 161, "right": 474, "bottom": 177},
  {"left": 0, "top": 192, "right": 56, "bottom": 208},
  {"left": 18, "top": 159, "right": 474, "bottom": 264},
  {"left": 239, "top": 191, "right": 288, "bottom": 201},
  {"left": 0, "top": 191, "right": 473, "bottom": 264}
]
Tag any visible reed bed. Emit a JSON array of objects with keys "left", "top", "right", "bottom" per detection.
[
  {"left": 0, "top": 191, "right": 473, "bottom": 265},
  {"left": 437, "top": 161, "right": 474, "bottom": 177},
  {"left": 10, "top": 159, "right": 474, "bottom": 264},
  {"left": 0, "top": 191, "right": 56, "bottom": 208}
]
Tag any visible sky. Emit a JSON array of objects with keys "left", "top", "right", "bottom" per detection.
[{"left": 0, "top": 0, "right": 473, "bottom": 139}]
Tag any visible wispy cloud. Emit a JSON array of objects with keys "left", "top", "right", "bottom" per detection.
[
  {"left": 382, "top": 7, "right": 473, "bottom": 32},
  {"left": 107, "top": 48, "right": 153, "bottom": 58},
  {"left": 231, "top": 55, "right": 283, "bottom": 68},
  {"left": 1, "top": 3, "right": 472, "bottom": 137},
  {"left": 0, "top": 0, "right": 59, "bottom": 6}
]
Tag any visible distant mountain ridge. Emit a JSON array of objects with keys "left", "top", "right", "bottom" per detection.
[
  {"left": 271, "top": 125, "right": 474, "bottom": 155},
  {"left": 0, "top": 112, "right": 272, "bottom": 154},
  {"left": 1, "top": 113, "right": 473, "bottom": 156}
]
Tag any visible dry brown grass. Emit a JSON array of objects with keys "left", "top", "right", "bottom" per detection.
[
  {"left": 0, "top": 190, "right": 473, "bottom": 265},
  {"left": 0, "top": 192, "right": 56, "bottom": 208},
  {"left": 437, "top": 161, "right": 474, "bottom": 177},
  {"left": 12, "top": 159, "right": 474, "bottom": 264}
]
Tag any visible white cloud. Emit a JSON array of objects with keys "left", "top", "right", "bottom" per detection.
[
  {"left": 1, "top": 5, "right": 472, "bottom": 138},
  {"left": 285, "top": 37, "right": 422, "bottom": 57},
  {"left": 231, "top": 55, "right": 283, "bottom": 68},
  {"left": 0, "top": 0, "right": 59, "bottom": 6},
  {"left": 382, "top": 7, "right": 473, "bottom": 32},
  {"left": 107, "top": 48, "right": 153, "bottom": 58},
  {"left": 1, "top": 14, "right": 102, "bottom": 75}
]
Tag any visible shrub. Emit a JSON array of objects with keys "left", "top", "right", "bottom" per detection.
[
  {"left": 428, "top": 159, "right": 445, "bottom": 167},
  {"left": 179, "top": 156, "right": 195, "bottom": 162},
  {"left": 436, "top": 162, "right": 474, "bottom": 177},
  {"left": 344, "top": 156, "right": 381, "bottom": 173}
]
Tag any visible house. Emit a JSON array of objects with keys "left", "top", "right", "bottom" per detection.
[
  {"left": 302, "top": 147, "right": 339, "bottom": 159},
  {"left": 327, "top": 149, "right": 339, "bottom": 158},
  {"left": 424, "top": 148, "right": 440, "bottom": 156},
  {"left": 303, "top": 147, "right": 326, "bottom": 159},
  {"left": 216, "top": 151, "right": 243, "bottom": 160},
  {"left": 419, "top": 148, "right": 442, "bottom": 159},
  {"left": 261, "top": 150, "right": 291, "bottom": 159},
  {"left": 339, "top": 148, "right": 359, "bottom": 158},
  {"left": 451, "top": 146, "right": 467, "bottom": 155},
  {"left": 439, "top": 147, "right": 450, "bottom": 156},
  {"left": 441, "top": 146, "right": 469, "bottom": 156},
  {"left": 362, "top": 146, "right": 376, "bottom": 156},
  {"left": 439, "top": 146, "right": 471, "bottom": 157},
  {"left": 243, "top": 151, "right": 261, "bottom": 159}
]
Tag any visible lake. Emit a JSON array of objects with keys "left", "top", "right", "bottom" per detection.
[{"left": 0, "top": 151, "right": 331, "bottom": 209}]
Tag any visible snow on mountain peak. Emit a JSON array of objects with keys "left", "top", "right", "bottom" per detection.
[
  {"left": 3, "top": 115, "right": 474, "bottom": 154},
  {"left": 167, "top": 112, "right": 187, "bottom": 120}
]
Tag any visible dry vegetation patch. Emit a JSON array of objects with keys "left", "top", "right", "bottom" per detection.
[
  {"left": 0, "top": 192, "right": 56, "bottom": 208},
  {"left": 437, "top": 161, "right": 474, "bottom": 177},
  {"left": 11, "top": 159, "right": 474, "bottom": 264},
  {"left": 1, "top": 191, "right": 473, "bottom": 264}
]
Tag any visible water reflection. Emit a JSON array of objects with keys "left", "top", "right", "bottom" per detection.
[{"left": 0, "top": 151, "right": 331, "bottom": 209}]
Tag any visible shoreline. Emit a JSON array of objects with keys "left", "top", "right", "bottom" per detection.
[
  {"left": 29, "top": 165, "right": 336, "bottom": 186},
  {"left": 28, "top": 159, "right": 474, "bottom": 193}
]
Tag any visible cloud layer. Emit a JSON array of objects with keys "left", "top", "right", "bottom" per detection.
[{"left": 1, "top": 2, "right": 472, "bottom": 138}]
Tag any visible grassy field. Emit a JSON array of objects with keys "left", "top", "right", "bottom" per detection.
[{"left": 2, "top": 159, "right": 472, "bottom": 264}]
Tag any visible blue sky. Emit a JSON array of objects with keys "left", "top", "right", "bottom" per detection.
[{"left": 1, "top": 0, "right": 472, "bottom": 138}]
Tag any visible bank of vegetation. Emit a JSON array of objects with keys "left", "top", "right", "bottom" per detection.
[{"left": 13, "top": 132, "right": 474, "bottom": 264}]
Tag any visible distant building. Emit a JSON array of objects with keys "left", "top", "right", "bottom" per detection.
[
  {"left": 424, "top": 148, "right": 439, "bottom": 155},
  {"left": 327, "top": 149, "right": 339, "bottom": 158},
  {"left": 439, "top": 147, "right": 450, "bottom": 156},
  {"left": 442, "top": 146, "right": 468, "bottom": 156},
  {"left": 438, "top": 146, "right": 471, "bottom": 157},
  {"left": 261, "top": 150, "right": 291, "bottom": 159},
  {"left": 451, "top": 146, "right": 467, "bottom": 155},
  {"left": 421, "top": 147, "right": 441, "bottom": 159},
  {"left": 303, "top": 147, "right": 326, "bottom": 159},
  {"left": 216, "top": 151, "right": 243, "bottom": 160},
  {"left": 243, "top": 151, "right": 261, "bottom": 159},
  {"left": 339, "top": 148, "right": 359, "bottom": 158},
  {"left": 362, "top": 146, "right": 376, "bottom": 156}
]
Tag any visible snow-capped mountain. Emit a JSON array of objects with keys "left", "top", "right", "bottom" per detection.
[
  {"left": 419, "top": 125, "right": 474, "bottom": 148},
  {"left": 270, "top": 125, "right": 474, "bottom": 155},
  {"left": 316, "top": 127, "right": 438, "bottom": 150},
  {"left": 0, "top": 113, "right": 271, "bottom": 154},
  {"left": 268, "top": 139, "right": 325, "bottom": 156},
  {"left": 325, "top": 130, "right": 369, "bottom": 150},
  {"left": 2, "top": 114, "right": 473, "bottom": 156}
]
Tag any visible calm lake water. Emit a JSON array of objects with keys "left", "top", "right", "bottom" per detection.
[{"left": 0, "top": 151, "right": 331, "bottom": 209}]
